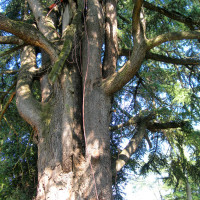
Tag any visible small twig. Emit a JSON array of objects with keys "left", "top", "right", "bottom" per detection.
[
  {"left": 3, "top": 115, "right": 18, "bottom": 136},
  {"left": 0, "top": 44, "right": 25, "bottom": 58},
  {"left": 0, "top": 80, "right": 17, "bottom": 102},
  {"left": 0, "top": 70, "right": 19, "bottom": 75},
  {"left": 13, "top": 130, "right": 34, "bottom": 169},
  {"left": 0, "top": 91, "right": 16, "bottom": 123}
]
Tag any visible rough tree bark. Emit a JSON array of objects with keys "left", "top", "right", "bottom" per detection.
[{"left": 1, "top": 0, "right": 200, "bottom": 199}]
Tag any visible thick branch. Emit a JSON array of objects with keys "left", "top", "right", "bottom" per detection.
[
  {"left": 0, "top": 13, "right": 58, "bottom": 62},
  {"left": 27, "top": 0, "right": 46, "bottom": 24},
  {"left": 0, "top": 36, "right": 24, "bottom": 45},
  {"left": 143, "top": 1, "right": 200, "bottom": 29},
  {"left": 82, "top": 0, "right": 104, "bottom": 84},
  {"left": 113, "top": 116, "right": 186, "bottom": 172},
  {"left": 132, "top": 0, "right": 144, "bottom": 34},
  {"left": 147, "top": 30, "right": 200, "bottom": 50},
  {"left": 110, "top": 116, "right": 186, "bottom": 132},
  {"left": 115, "top": 115, "right": 152, "bottom": 172},
  {"left": 147, "top": 121, "right": 186, "bottom": 132},
  {"left": 16, "top": 46, "right": 42, "bottom": 131},
  {"left": 119, "top": 49, "right": 200, "bottom": 65},
  {"left": 115, "top": 127, "right": 146, "bottom": 172},
  {"left": 103, "top": 0, "right": 118, "bottom": 78},
  {"left": 27, "top": 0, "right": 58, "bottom": 40},
  {"left": 102, "top": 0, "right": 147, "bottom": 95},
  {"left": 146, "top": 52, "right": 200, "bottom": 65}
]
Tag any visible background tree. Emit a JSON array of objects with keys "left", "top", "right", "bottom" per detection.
[{"left": 0, "top": 0, "right": 200, "bottom": 199}]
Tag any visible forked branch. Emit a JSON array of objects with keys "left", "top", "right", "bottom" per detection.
[{"left": 102, "top": 0, "right": 147, "bottom": 95}]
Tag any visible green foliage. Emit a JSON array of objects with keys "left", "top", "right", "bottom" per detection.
[
  {"left": 0, "top": 1, "right": 38, "bottom": 199},
  {"left": 0, "top": 101, "right": 37, "bottom": 200},
  {"left": 5, "top": 0, "right": 25, "bottom": 20},
  {"left": 112, "top": 0, "right": 200, "bottom": 198}
]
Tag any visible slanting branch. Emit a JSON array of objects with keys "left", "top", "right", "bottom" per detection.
[
  {"left": 146, "top": 52, "right": 200, "bottom": 65},
  {"left": 0, "top": 70, "right": 18, "bottom": 75},
  {"left": 0, "top": 91, "right": 16, "bottom": 123},
  {"left": 27, "top": 0, "right": 58, "bottom": 40},
  {"left": 48, "top": 24, "right": 76, "bottom": 83},
  {"left": 3, "top": 116, "right": 19, "bottom": 136},
  {"left": 113, "top": 116, "right": 186, "bottom": 173},
  {"left": 0, "top": 44, "right": 25, "bottom": 57},
  {"left": 27, "top": 0, "right": 46, "bottom": 21},
  {"left": 115, "top": 114, "right": 153, "bottom": 172},
  {"left": 147, "top": 30, "right": 200, "bottom": 50},
  {"left": 119, "top": 49, "right": 200, "bottom": 65},
  {"left": 118, "top": 14, "right": 131, "bottom": 24},
  {"left": 143, "top": 1, "right": 200, "bottom": 29},
  {"left": 0, "top": 80, "right": 17, "bottom": 102},
  {"left": 113, "top": 100, "right": 133, "bottom": 119},
  {"left": 0, "top": 13, "right": 58, "bottom": 62},
  {"left": 147, "top": 121, "right": 186, "bottom": 132},
  {"left": 0, "top": 36, "right": 24, "bottom": 45}
]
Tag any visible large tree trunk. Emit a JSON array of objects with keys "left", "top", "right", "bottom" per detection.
[
  {"left": 16, "top": 1, "right": 113, "bottom": 199},
  {"left": 17, "top": 48, "right": 113, "bottom": 200},
  {"left": 35, "top": 65, "right": 112, "bottom": 200},
  {"left": 36, "top": 78, "right": 112, "bottom": 199}
]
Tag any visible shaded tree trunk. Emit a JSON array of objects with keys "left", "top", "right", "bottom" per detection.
[
  {"left": 17, "top": 43, "right": 113, "bottom": 200},
  {"left": 16, "top": 1, "right": 114, "bottom": 199}
]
